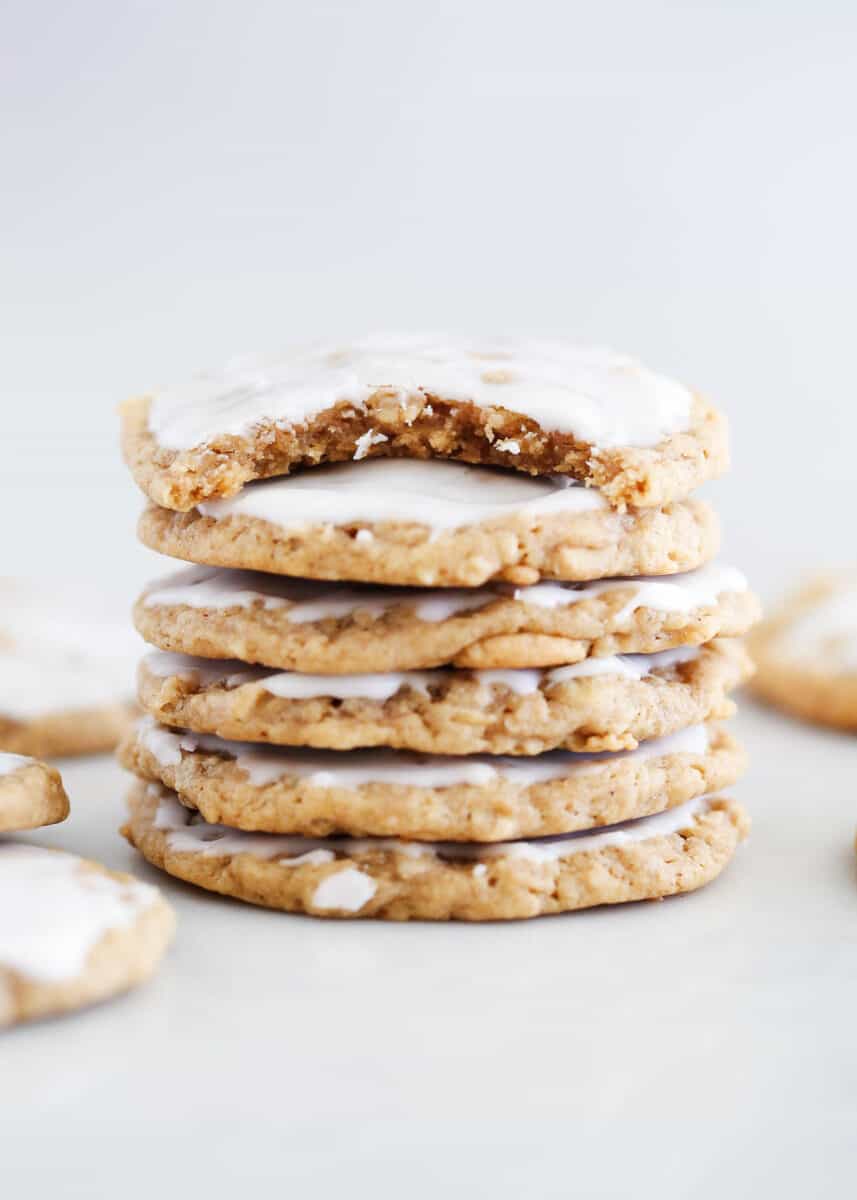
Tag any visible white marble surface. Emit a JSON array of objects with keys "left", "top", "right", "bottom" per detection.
[{"left": 2, "top": 698, "right": 854, "bottom": 1199}]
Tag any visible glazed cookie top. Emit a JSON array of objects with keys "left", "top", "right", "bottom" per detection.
[
  {"left": 122, "top": 335, "right": 728, "bottom": 510},
  {"left": 141, "top": 642, "right": 705, "bottom": 698},
  {"left": 0, "top": 844, "right": 161, "bottom": 983},
  {"left": 135, "top": 561, "right": 756, "bottom": 672},
  {"left": 150, "top": 782, "right": 718, "bottom": 868},
  {"left": 132, "top": 716, "right": 713, "bottom": 791},
  {"left": 137, "top": 458, "right": 721, "bottom": 587},
  {"left": 201, "top": 459, "right": 607, "bottom": 530},
  {"left": 0, "top": 578, "right": 141, "bottom": 720},
  {"left": 140, "top": 560, "right": 748, "bottom": 624},
  {"left": 755, "top": 572, "right": 857, "bottom": 672}
]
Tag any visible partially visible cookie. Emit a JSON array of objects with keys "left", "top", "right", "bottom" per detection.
[
  {"left": 123, "top": 780, "right": 749, "bottom": 921},
  {"left": 121, "top": 336, "right": 728, "bottom": 512},
  {"left": 120, "top": 718, "right": 746, "bottom": 841},
  {"left": 138, "top": 460, "right": 720, "bottom": 588},
  {"left": 137, "top": 641, "right": 752, "bottom": 756},
  {"left": 134, "top": 562, "right": 758, "bottom": 672},
  {"left": 0, "top": 579, "right": 140, "bottom": 757},
  {"left": 0, "top": 753, "right": 69, "bottom": 833},
  {"left": 0, "top": 844, "right": 174, "bottom": 1028},
  {"left": 750, "top": 571, "right": 857, "bottom": 729}
]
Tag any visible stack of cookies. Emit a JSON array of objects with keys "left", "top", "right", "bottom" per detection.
[{"left": 118, "top": 337, "right": 759, "bottom": 921}]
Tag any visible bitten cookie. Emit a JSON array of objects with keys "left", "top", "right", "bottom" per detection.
[
  {"left": 0, "top": 579, "right": 140, "bottom": 757},
  {"left": 135, "top": 562, "right": 759, "bottom": 672},
  {"left": 138, "top": 460, "right": 720, "bottom": 588},
  {"left": 121, "top": 335, "right": 728, "bottom": 512},
  {"left": 0, "top": 844, "right": 174, "bottom": 1028},
  {"left": 123, "top": 781, "right": 749, "bottom": 922},
  {"left": 0, "top": 753, "right": 70, "bottom": 833},
  {"left": 120, "top": 718, "right": 746, "bottom": 841},
  {"left": 750, "top": 571, "right": 857, "bottom": 729},
  {"left": 137, "top": 641, "right": 752, "bottom": 755}
]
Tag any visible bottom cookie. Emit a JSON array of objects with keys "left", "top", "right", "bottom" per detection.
[
  {"left": 0, "top": 753, "right": 69, "bottom": 833},
  {"left": 123, "top": 780, "right": 750, "bottom": 922},
  {"left": 0, "top": 844, "right": 174, "bottom": 1028}
]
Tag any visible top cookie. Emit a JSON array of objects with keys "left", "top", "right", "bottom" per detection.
[
  {"left": 750, "top": 570, "right": 857, "bottom": 730},
  {"left": 121, "top": 336, "right": 728, "bottom": 512}
]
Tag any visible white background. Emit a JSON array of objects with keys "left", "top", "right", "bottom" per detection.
[{"left": 2, "top": 3, "right": 856, "bottom": 1197}]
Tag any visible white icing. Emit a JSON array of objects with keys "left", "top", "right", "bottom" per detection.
[
  {"left": 137, "top": 717, "right": 709, "bottom": 790},
  {"left": 546, "top": 645, "right": 700, "bottom": 686},
  {"left": 141, "top": 562, "right": 747, "bottom": 628},
  {"left": 515, "top": 562, "right": 748, "bottom": 623},
  {"left": 263, "top": 670, "right": 436, "bottom": 701},
  {"left": 146, "top": 335, "right": 693, "bottom": 452},
  {"left": 143, "top": 651, "right": 271, "bottom": 690},
  {"left": 196, "top": 459, "right": 606, "bottom": 535},
  {"left": 0, "top": 648, "right": 134, "bottom": 719},
  {"left": 280, "top": 849, "right": 335, "bottom": 868},
  {"left": 143, "top": 645, "right": 700, "bottom": 701},
  {"left": 0, "top": 752, "right": 33, "bottom": 778},
  {"left": 310, "top": 868, "right": 377, "bottom": 912},
  {"left": 152, "top": 788, "right": 714, "bottom": 867},
  {"left": 774, "top": 576, "right": 857, "bottom": 671},
  {"left": 353, "top": 429, "right": 388, "bottom": 460},
  {"left": 0, "top": 579, "right": 140, "bottom": 718},
  {"left": 0, "top": 844, "right": 159, "bottom": 983}
]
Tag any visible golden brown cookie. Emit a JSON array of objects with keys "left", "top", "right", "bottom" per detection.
[
  {"left": 749, "top": 571, "right": 857, "bottom": 729},
  {"left": 0, "top": 844, "right": 174, "bottom": 1028},
  {"left": 0, "top": 753, "right": 70, "bottom": 833},
  {"left": 137, "top": 640, "right": 752, "bottom": 755},
  {"left": 120, "top": 718, "right": 745, "bottom": 841},
  {"left": 123, "top": 780, "right": 749, "bottom": 921},
  {"left": 0, "top": 578, "right": 140, "bottom": 757},
  {"left": 138, "top": 460, "right": 720, "bottom": 588},
  {"left": 135, "top": 562, "right": 758, "bottom": 672},
  {"left": 121, "top": 337, "right": 728, "bottom": 512}
]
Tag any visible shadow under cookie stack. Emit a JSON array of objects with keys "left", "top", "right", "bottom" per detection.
[{"left": 118, "top": 337, "right": 760, "bottom": 921}]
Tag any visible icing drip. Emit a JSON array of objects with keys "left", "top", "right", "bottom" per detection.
[
  {"left": 310, "top": 869, "right": 377, "bottom": 912},
  {"left": 143, "top": 645, "right": 701, "bottom": 701},
  {"left": 146, "top": 335, "right": 693, "bottom": 452},
  {"left": 0, "top": 845, "right": 159, "bottom": 982},
  {"left": 137, "top": 717, "right": 709, "bottom": 790},
  {"left": 152, "top": 788, "right": 714, "bottom": 866},
  {"left": 142, "top": 562, "right": 747, "bottom": 626},
  {"left": 196, "top": 459, "right": 606, "bottom": 535}
]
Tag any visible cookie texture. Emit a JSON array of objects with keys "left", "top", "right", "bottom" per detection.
[
  {"left": 0, "top": 704, "right": 137, "bottom": 759},
  {"left": 135, "top": 563, "right": 759, "bottom": 672},
  {"left": 137, "top": 641, "right": 751, "bottom": 755},
  {"left": 750, "top": 571, "right": 857, "bottom": 729},
  {"left": 121, "top": 337, "right": 728, "bottom": 512},
  {"left": 138, "top": 464, "right": 720, "bottom": 588},
  {"left": 119, "top": 719, "right": 745, "bottom": 841},
  {"left": 123, "top": 781, "right": 749, "bottom": 921},
  {"left": 0, "top": 578, "right": 140, "bottom": 757},
  {"left": 0, "top": 753, "right": 70, "bottom": 833},
  {"left": 0, "top": 844, "right": 174, "bottom": 1028}
]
